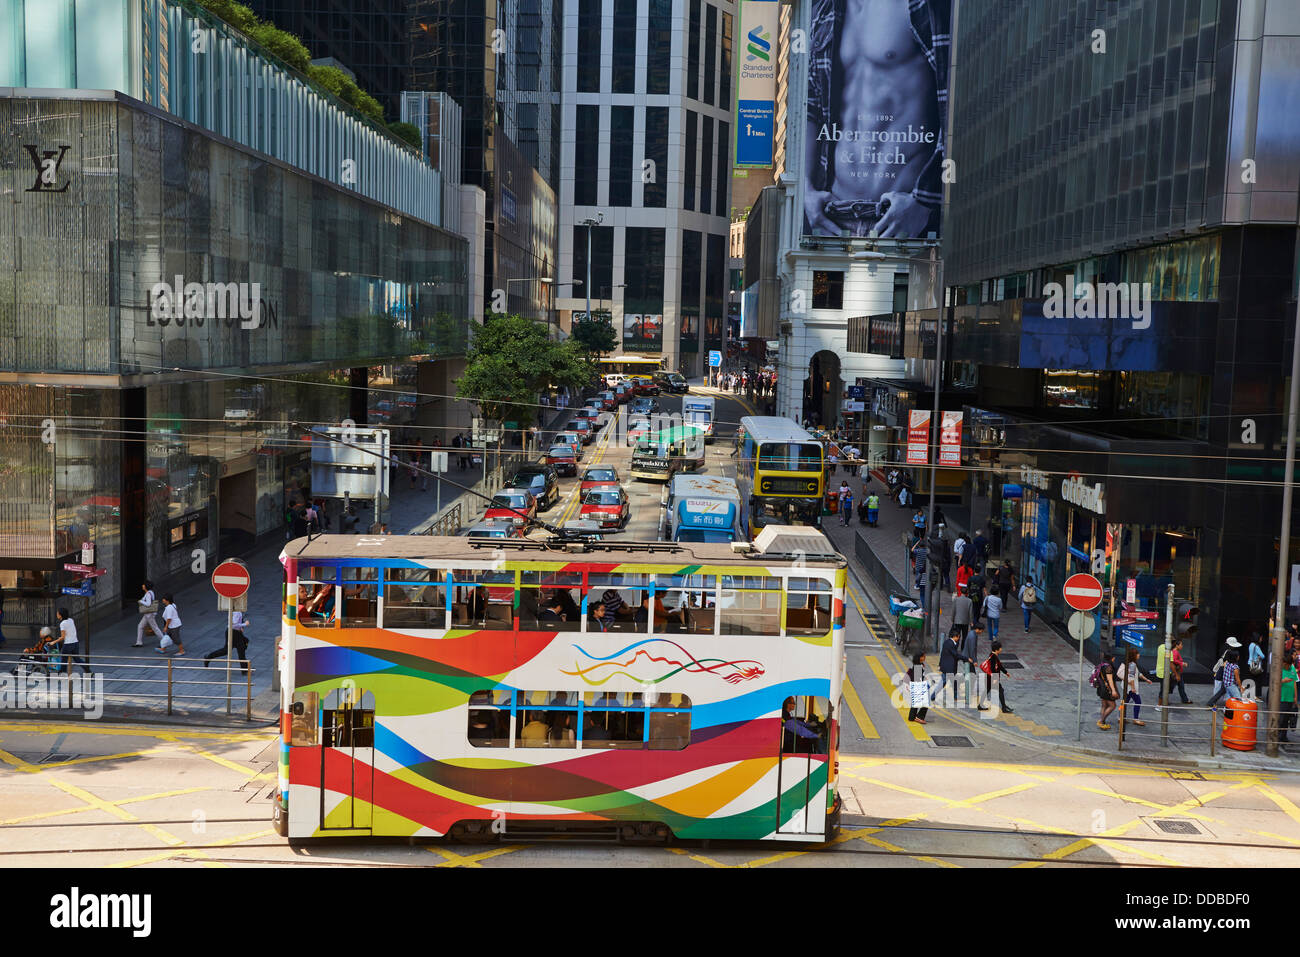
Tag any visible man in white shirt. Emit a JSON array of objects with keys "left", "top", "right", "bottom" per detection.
[
  {"left": 57, "top": 607, "right": 91, "bottom": 674},
  {"left": 156, "top": 595, "right": 186, "bottom": 656},
  {"left": 981, "top": 591, "right": 1004, "bottom": 640},
  {"left": 204, "top": 609, "right": 249, "bottom": 671},
  {"left": 135, "top": 579, "right": 163, "bottom": 647}
]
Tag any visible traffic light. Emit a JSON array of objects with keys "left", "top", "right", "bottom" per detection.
[{"left": 1176, "top": 601, "right": 1199, "bottom": 640}]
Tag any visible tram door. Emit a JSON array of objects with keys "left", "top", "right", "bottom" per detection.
[
  {"left": 319, "top": 687, "right": 375, "bottom": 831},
  {"left": 776, "top": 695, "right": 830, "bottom": 835}
]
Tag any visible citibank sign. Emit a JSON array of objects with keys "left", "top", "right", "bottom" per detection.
[{"left": 1061, "top": 474, "right": 1105, "bottom": 514}]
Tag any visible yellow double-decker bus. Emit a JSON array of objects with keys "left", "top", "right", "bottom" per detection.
[{"left": 735, "top": 416, "right": 826, "bottom": 538}]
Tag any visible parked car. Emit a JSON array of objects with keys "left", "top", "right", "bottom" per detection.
[
  {"left": 483, "top": 488, "right": 538, "bottom": 529},
  {"left": 563, "top": 418, "right": 594, "bottom": 444},
  {"left": 580, "top": 466, "right": 621, "bottom": 492},
  {"left": 544, "top": 445, "right": 578, "bottom": 476},
  {"left": 553, "top": 431, "right": 585, "bottom": 460},
  {"left": 510, "top": 465, "right": 560, "bottom": 511},
  {"left": 580, "top": 484, "right": 630, "bottom": 528}
]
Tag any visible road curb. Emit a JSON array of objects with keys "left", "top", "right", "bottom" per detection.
[{"left": 0, "top": 705, "right": 278, "bottom": 730}]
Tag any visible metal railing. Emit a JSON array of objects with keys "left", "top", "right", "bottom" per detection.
[
  {"left": 854, "top": 530, "right": 910, "bottom": 602},
  {"left": 0, "top": 652, "right": 257, "bottom": 719},
  {"left": 1115, "top": 696, "right": 1297, "bottom": 759}
]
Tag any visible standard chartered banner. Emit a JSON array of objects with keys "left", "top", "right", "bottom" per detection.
[
  {"left": 803, "top": 0, "right": 951, "bottom": 238},
  {"left": 735, "top": 0, "right": 779, "bottom": 168}
]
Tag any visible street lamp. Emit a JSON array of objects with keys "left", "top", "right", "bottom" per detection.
[{"left": 579, "top": 213, "right": 605, "bottom": 333}]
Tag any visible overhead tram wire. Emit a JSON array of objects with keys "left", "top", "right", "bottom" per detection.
[{"left": 109, "top": 358, "right": 1289, "bottom": 435}]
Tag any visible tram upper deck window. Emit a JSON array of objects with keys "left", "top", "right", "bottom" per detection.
[
  {"left": 651, "top": 574, "right": 716, "bottom": 634},
  {"left": 339, "top": 567, "right": 378, "bottom": 628},
  {"left": 384, "top": 567, "right": 447, "bottom": 629},
  {"left": 785, "top": 577, "right": 833, "bottom": 636},
  {"left": 467, "top": 690, "right": 691, "bottom": 750},
  {"left": 451, "top": 569, "right": 515, "bottom": 630},
  {"left": 298, "top": 566, "right": 337, "bottom": 628},
  {"left": 718, "top": 576, "right": 782, "bottom": 635},
  {"left": 588, "top": 573, "right": 650, "bottom": 633},
  {"left": 519, "top": 571, "right": 583, "bottom": 632}
]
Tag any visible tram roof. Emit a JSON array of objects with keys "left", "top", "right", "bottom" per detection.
[
  {"left": 737, "top": 416, "right": 819, "bottom": 444},
  {"left": 284, "top": 531, "right": 844, "bottom": 567}
]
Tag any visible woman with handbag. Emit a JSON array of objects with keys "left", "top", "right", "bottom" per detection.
[
  {"left": 135, "top": 580, "right": 164, "bottom": 648},
  {"left": 981, "top": 641, "right": 1013, "bottom": 713},
  {"left": 907, "top": 651, "right": 930, "bottom": 724},
  {"left": 1096, "top": 649, "right": 1119, "bottom": 730}
]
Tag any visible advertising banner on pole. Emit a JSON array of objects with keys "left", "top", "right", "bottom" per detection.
[
  {"left": 802, "top": 0, "right": 951, "bottom": 238},
  {"left": 735, "top": 0, "right": 779, "bottom": 168},
  {"left": 906, "top": 410, "right": 930, "bottom": 465},
  {"left": 937, "top": 410, "right": 962, "bottom": 466}
]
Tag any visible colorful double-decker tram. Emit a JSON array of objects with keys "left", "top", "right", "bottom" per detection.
[{"left": 275, "top": 528, "right": 846, "bottom": 842}]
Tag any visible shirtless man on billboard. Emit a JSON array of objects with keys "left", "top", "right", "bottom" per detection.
[{"left": 804, "top": 0, "right": 949, "bottom": 238}]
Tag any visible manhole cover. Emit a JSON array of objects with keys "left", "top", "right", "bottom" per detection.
[
  {"left": 1002, "top": 662, "right": 1025, "bottom": 669},
  {"left": 1153, "top": 819, "right": 1200, "bottom": 835},
  {"left": 931, "top": 735, "right": 974, "bottom": 748}
]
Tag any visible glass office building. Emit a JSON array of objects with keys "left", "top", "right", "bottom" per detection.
[
  {"left": 0, "top": 0, "right": 469, "bottom": 628},
  {"left": 850, "top": 0, "right": 1300, "bottom": 668}
]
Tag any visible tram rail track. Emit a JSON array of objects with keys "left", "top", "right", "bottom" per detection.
[{"left": 3, "top": 817, "right": 1296, "bottom": 866}]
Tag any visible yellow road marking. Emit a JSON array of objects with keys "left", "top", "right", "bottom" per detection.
[
  {"left": 1256, "top": 782, "right": 1300, "bottom": 829},
  {"left": 44, "top": 777, "right": 186, "bottom": 846},
  {"left": 427, "top": 844, "right": 525, "bottom": 867},
  {"left": 0, "top": 721, "right": 274, "bottom": 741},
  {"left": 866, "top": 655, "right": 929, "bottom": 742},
  {"left": 668, "top": 846, "right": 731, "bottom": 868},
  {"left": 841, "top": 675, "right": 878, "bottom": 740},
  {"left": 111, "top": 828, "right": 277, "bottom": 868},
  {"left": 555, "top": 412, "right": 618, "bottom": 526}
]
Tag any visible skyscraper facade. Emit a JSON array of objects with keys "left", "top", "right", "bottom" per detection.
[{"left": 555, "top": 0, "right": 735, "bottom": 375}]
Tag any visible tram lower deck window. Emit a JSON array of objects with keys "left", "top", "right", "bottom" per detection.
[{"left": 467, "top": 690, "right": 692, "bottom": 750}]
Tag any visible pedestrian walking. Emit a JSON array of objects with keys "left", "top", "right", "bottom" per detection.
[
  {"left": 55, "top": 607, "right": 92, "bottom": 674},
  {"left": 972, "top": 529, "right": 989, "bottom": 567},
  {"left": 1281, "top": 652, "right": 1297, "bottom": 743},
  {"left": 156, "top": 595, "right": 185, "bottom": 656},
  {"left": 982, "top": 641, "right": 1013, "bottom": 713},
  {"left": 981, "top": 589, "right": 1004, "bottom": 639},
  {"left": 1017, "top": 577, "right": 1039, "bottom": 631},
  {"left": 1206, "top": 637, "right": 1243, "bottom": 707},
  {"left": 911, "top": 508, "right": 926, "bottom": 542},
  {"left": 995, "top": 561, "right": 1016, "bottom": 605},
  {"left": 954, "top": 561, "right": 972, "bottom": 596},
  {"left": 908, "top": 652, "right": 930, "bottom": 724},
  {"left": 939, "top": 628, "right": 973, "bottom": 706},
  {"left": 1167, "top": 637, "right": 1193, "bottom": 704},
  {"left": 838, "top": 482, "right": 853, "bottom": 526},
  {"left": 135, "top": 580, "right": 164, "bottom": 647},
  {"left": 864, "top": 491, "right": 880, "bottom": 527},
  {"left": 1247, "top": 634, "right": 1267, "bottom": 701},
  {"left": 952, "top": 585, "right": 973, "bottom": 645},
  {"left": 204, "top": 609, "right": 250, "bottom": 671},
  {"left": 911, "top": 539, "right": 929, "bottom": 609},
  {"left": 968, "top": 569, "right": 987, "bottom": 627},
  {"left": 1117, "top": 647, "right": 1155, "bottom": 726},
  {"left": 1095, "top": 648, "right": 1119, "bottom": 729}
]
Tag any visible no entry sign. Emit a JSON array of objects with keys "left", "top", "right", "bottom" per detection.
[
  {"left": 211, "top": 558, "right": 251, "bottom": 599},
  {"left": 1063, "top": 573, "right": 1104, "bottom": 612}
]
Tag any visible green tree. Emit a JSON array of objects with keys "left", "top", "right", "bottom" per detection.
[
  {"left": 570, "top": 315, "right": 618, "bottom": 358},
  {"left": 457, "top": 316, "right": 593, "bottom": 429},
  {"left": 388, "top": 121, "right": 422, "bottom": 151}
]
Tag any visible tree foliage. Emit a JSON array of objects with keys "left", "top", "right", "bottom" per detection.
[
  {"left": 570, "top": 315, "right": 618, "bottom": 358},
  {"left": 457, "top": 316, "right": 594, "bottom": 428},
  {"left": 388, "top": 121, "right": 422, "bottom": 151}
]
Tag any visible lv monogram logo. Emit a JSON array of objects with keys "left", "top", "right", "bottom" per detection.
[{"left": 23, "top": 144, "right": 72, "bottom": 193}]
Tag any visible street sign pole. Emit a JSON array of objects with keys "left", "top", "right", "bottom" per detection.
[
  {"left": 1161, "top": 582, "right": 1174, "bottom": 746},
  {"left": 226, "top": 606, "right": 233, "bottom": 716},
  {"left": 1077, "top": 612, "right": 1085, "bottom": 741}
]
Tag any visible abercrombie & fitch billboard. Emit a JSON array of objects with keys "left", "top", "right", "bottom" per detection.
[{"left": 803, "top": 0, "right": 950, "bottom": 239}]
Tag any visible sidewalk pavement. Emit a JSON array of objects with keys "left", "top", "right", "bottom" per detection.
[
  {"left": 0, "top": 402, "right": 579, "bottom": 725},
  {"left": 822, "top": 470, "right": 1300, "bottom": 773}
]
